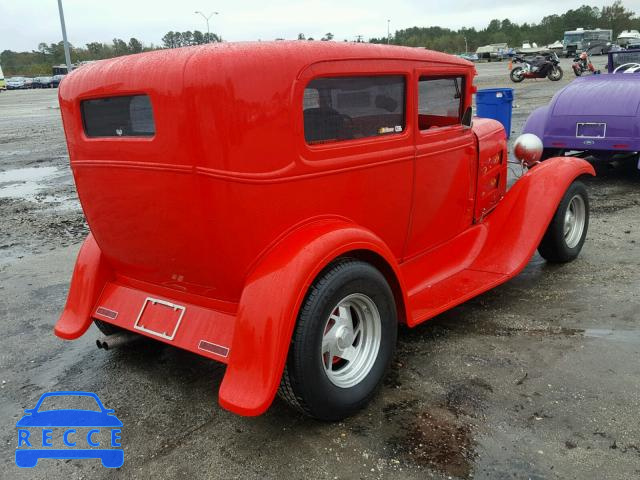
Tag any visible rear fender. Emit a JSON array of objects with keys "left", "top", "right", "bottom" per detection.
[
  {"left": 522, "top": 106, "right": 549, "bottom": 141},
  {"left": 54, "top": 233, "right": 113, "bottom": 339},
  {"left": 472, "top": 156, "right": 595, "bottom": 275},
  {"left": 218, "top": 218, "right": 406, "bottom": 416}
]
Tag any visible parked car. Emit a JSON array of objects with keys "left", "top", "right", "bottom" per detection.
[
  {"left": 524, "top": 48, "right": 640, "bottom": 164},
  {"left": 6, "top": 77, "right": 26, "bottom": 89},
  {"left": 51, "top": 74, "right": 65, "bottom": 88},
  {"left": 33, "top": 76, "right": 54, "bottom": 88},
  {"left": 0, "top": 64, "right": 6, "bottom": 91},
  {"left": 57, "top": 42, "right": 594, "bottom": 421},
  {"left": 23, "top": 77, "right": 34, "bottom": 89}
]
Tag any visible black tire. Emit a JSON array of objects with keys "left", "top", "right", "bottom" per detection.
[
  {"left": 573, "top": 66, "right": 582, "bottom": 77},
  {"left": 94, "top": 319, "right": 123, "bottom": 336},
  {"left": 548, "top": 66, "right": 564, "bottom": 81},
  {"left": 538, "top": 181, "right": 589, "bottom": 263},
  {"left": 279, "top": 258, "right": 397, "bottom": 421},
  {"left": 510, "top": 67, "right": 525, "bottom": 83}
]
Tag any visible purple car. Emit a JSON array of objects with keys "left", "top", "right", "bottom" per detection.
[{"left": 523, "top": 49, "right": 640, "bottom": 167}]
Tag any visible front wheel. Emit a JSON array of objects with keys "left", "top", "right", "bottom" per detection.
[
  {"left": 538, "top": 180, "right": 589, "bottom": 263},
  {"left": 573, "top": 65, "right": 582, "bottom": 76},
  {"left": 510, "top": 67, "right": 525, "bottom": 83},
  {"left": 548, "top": 66, "right": 564, "bottom": 81},
  {"left": 279, "top": 258, "right": 397, "bottom": 421}
]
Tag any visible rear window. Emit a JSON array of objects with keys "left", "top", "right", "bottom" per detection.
[
  {"left": 303, "top": 76, "right": 405, "bottom": 144},
  {"left": 81, "top": 95, "right": 155, "bottom": 138}
]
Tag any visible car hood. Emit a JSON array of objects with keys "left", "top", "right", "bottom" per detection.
[
  {"left": 552, "top": 75, "right": 640, "bottom": 117},
  {"left": 16, "top": 409, "right": 123, "bottom": 427}
]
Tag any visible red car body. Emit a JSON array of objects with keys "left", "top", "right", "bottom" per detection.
[{"left": 56, "top": 42, "right": 594, "bottom": 416}]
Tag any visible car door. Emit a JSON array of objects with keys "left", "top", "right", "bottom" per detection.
[{"left": 405, "top": 70, "right": 477, "bottom": 258}]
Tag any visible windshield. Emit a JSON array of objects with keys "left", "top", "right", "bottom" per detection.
[{"left": 564, "top": 33, "right": 583, "bottom": 44}]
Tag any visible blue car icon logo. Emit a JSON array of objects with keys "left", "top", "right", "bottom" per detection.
[{"left": 16, "top": 391, "right": 123, "bottom": 468}]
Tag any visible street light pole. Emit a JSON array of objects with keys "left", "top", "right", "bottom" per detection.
[
  {"left": 57, "top": 0, "right": 73, "bottom": 72},
  {"left": 387, "top": 19, "right": 390, "bottom": 44},
  {"left": 195, "top": 11, "right": 219, "bottom": 42},
  {"left": 464, "top": 36, "right": 468, "bottom": 54}
]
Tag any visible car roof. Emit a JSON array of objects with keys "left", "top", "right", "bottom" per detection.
[{"left": 64, "top": 41, "right": 472, "bottom": 88}]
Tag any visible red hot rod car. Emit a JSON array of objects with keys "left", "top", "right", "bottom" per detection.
[{"left": 57, "top": 42, "right": 594, "bottom": 420}]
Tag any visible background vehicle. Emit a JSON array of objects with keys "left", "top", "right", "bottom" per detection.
[
  {"left": 572, "top": 52, "right": 599, "bottom": 76},
  {"left": 51, "top": 74, "right": 65, "bottom": 88},
  {"left": 524, "top": 48, "right": 640, "bottom": 165},
  {"left": 617, "top": 29, "right": 640, "bottom": 47},
  {"left": 563, "top": 28, "right": 612, "bottom": 57},
  {"left": 0, "top": 65, "right": 6, "bottom": 91},
  {"left": 57, "top": 42, "right": 593, "bottom": 421},
  {"left": 476, "top": 43, "right": 509, "bottom": 61},
  {"left": 510, "top": 52, "right": 563, "bottom": 82},
  {"left": 6, "top": 77, "right": 27, "bottom": 89},
  {"left": 33, "top": 76, "right": 54, "bottom": 88}
]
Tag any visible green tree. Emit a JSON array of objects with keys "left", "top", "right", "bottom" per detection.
[{"left": 128, "top": 37, "right": 143, "bottom": 53}]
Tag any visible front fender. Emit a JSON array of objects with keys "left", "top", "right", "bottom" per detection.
[
  {"left": 218, "top": 218, "right": 406, "bottom": 416},
  {"left": 472, "top": 156, "right": 595, "bottom": 275}
]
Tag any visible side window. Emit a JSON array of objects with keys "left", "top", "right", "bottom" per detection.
[
  {"left": 418, "top": 77, "right": 464, "bottom": 131},
  {"left": 303, "top": 75, "right": 405, "bottom": 145}
]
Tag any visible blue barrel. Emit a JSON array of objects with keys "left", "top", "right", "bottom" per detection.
[{"left": 475, "top": 88, "right": 514, "bottom": 138}]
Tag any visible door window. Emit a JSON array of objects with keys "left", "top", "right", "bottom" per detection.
[
  {"left": 418, "top": 77, "right": 464, "bottom": 131},
  {"left": 303, "top": 76, "right": 405, "bottom": 144}
]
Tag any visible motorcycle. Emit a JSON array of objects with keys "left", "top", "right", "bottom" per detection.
[
  {"left": 509, "top": 52, "right": 563, "bottom": 82},
  {"left": 572, "top": 52, "right": 600, "bottom": 76}
]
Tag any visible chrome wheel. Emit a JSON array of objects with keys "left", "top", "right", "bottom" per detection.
[
  {"left": 321, "top": 293, "right": 381, "bottom": 388},
  {"left": 564, "top": 194, "right": 586, "bottom": 248}
]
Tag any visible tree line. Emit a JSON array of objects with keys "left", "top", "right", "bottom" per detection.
[
  {"left": 1, "top": 1, "right": 638, "bottom": 76},
  {"left": 1, "top": 30, "right": 220, "bottom": 76},
  {"left": 370, "top": 1, "right": 639, "bottom": 52}
]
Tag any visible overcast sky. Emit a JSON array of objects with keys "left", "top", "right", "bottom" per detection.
[{"left": 2, "top": 0, "right": 640, "bottom": 51}]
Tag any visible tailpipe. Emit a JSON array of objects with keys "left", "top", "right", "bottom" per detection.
[{"left": 96, "top": 331, "right": 139, "bottom": 350}]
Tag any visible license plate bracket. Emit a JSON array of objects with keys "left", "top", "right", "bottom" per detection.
[
  {"left": 133, "top": 297, "right": 185, "bottom": 340},
  {"left": 576, "top": 122, "right": 606, "bottom": 138}
]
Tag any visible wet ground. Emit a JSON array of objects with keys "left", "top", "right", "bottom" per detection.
[{"left": 1, "top": 58, "right": 639, "bottom": 479}]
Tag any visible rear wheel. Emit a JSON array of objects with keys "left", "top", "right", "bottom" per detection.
[
  {"left": 538, "top": 181, "right": 589, "bottom": 263},
  {"left": 510, "top": 67, "right": 525, "bottom": 83},
  {"left": 279, "top": 258, "right": 397, "bottom": 421}
]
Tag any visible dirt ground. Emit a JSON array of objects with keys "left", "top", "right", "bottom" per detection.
[{"left": 1, "top": 56, "right": 639, "bottom": 480}]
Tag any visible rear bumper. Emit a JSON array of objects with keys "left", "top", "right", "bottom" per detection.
[
  {"left": 55, "top": 234, "right": 235, "bottom": 365},
  {"left": 543, "top": 136, "right": 640, "bottom": 152},
  {"left": 92, "top": 282, "right": 234, "bottom": 363}
]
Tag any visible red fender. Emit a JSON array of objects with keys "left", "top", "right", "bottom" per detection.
[
  {"left": 471, "top": 156, "right": 595, "bottom": 275},
  {"left": 218, "top": 218, "right": 407, "bottom": 416},
  {"left": 55, "top": 233, "right": 113, "bottom": 339}
]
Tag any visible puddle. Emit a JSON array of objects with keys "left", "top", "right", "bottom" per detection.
[
  {"left": 0, "top": 166, "right": 62, "bottom": 199},
  {"left": 583, "top": 328, "right": 640, "bottom": 344}
]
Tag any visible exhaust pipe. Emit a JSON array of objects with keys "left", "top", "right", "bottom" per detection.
[{"left": 96, "top": 331, "right": 139, "bottom": 350}]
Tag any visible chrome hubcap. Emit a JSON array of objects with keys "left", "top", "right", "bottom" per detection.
[
  {"left": 321, "top": 293, "right": 381, "bottom": 388},
  {"left": 564, "top": 195, "right": 586, "bottom": 248}
]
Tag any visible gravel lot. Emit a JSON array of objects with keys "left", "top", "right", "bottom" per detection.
[{"left": 1, "top": 56, "right": 639, "bottom": 479}]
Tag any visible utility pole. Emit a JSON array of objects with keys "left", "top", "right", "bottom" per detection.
[
  {"left": 195, "top": 11, "right": 219, "bottom": 42},
  {"left": 57, "top": 0, "right": 73, "bottom": 73},
  {"left": 387, "top": 19, "right": 391, "bottom": 44},
  {"left": 464, "top": 36, "right": 468, "bottom": 54}
]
